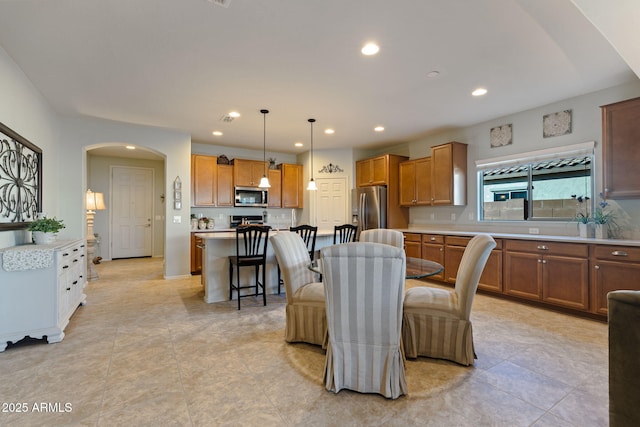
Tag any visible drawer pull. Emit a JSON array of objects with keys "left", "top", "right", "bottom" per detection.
[
  {"left": 430, "top": 237, "right": 436, "bottom": 241},
  {"left": 196, "top": 245, "right": 205, "bottom": 249},
  {"left": 73, "top": 248, "right": 79, "bottom": 252},
  {"left": 73, "top": 280, "right": 78, "bottom": 285},
  {"left": 73, "top": 259, "right": 78, "bottom": 263},
  {"left": 66, "top": 287, "right": 71, "bottom": 291},
  {"left": 62, "top": 252, "right": 69, "bottom": 257},
  {"left": 595, "top": 265, "right": 600, "bottom": 270},
  {"left": 62, "top": 265, "right": 69, "bottom": 269},
  {"left": 611, "top": 250, "right": 628, "bottom": 257},
  {"left": 536, "top": 245, "right": 548, "bottom": 250}
]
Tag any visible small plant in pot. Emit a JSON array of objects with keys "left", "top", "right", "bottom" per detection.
[{"left": 28, "top": 216, "right": 65, "bottom": 245}]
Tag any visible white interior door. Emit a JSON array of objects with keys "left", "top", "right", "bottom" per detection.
[
  {"left": 315, "top": 177, "right": 348, "bottom": 232},
  {"left": 111, "top": 166, "right": 153, "bottom": 259}
]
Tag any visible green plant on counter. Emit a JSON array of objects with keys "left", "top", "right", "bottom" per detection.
[{"left": 27, "top": 217, "right": 66, "bottom": 233}]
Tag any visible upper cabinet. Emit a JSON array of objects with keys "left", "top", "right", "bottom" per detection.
[
  {"left": 280, "top": 163, "right": 303, "bottom": 208},
  {"left": 268, "top": 169, "right": 282, "bottom": 208},
  {"left": 601, "top": 96, "right": 640, "bottom": 199},
  {"left": 191, "top": 155, "right": 216, "bottom": 207},
  {"left": 431, "top": 141, "right": 467, "bottom": 206},
  {"left": 356, "top": 155, "right": 389, "bottom": 187},
  {"left": 399, "top": 157, "right": 431, "bottom": 206},
  {"left": 398, "top": 142, "right": 467, "bottom": 207},
  {"left": 216, "top": 164, "right": 234, "bottom": 207},
  {"left": 233, "top": 158, "right": 268, "bottom": 187}
]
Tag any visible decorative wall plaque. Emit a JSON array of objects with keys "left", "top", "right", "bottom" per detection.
[
  {"left": 318, "top": 163, "right": 344, "bottom": 174},
  {"left": 0, "top": 123, "right": 42, "bottom": 230},
  {"left": 490, "top": 124, "right": 513, "bottom": 148},
  {"left": 543, "top": 109, "right": 572, "bottom": 138}
]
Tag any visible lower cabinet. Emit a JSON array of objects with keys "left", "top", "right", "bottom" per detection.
[
  {"left": 445, "top": 236, "right": 503, "bottom": 293},
  {"left": 191, "top": 233, "right": 204, "bottom": 275},
  {"left": 403, "top": 233, "right": 422, "bottom": 258},
  {"left": 503, "top": 240, "right": 589, "bottom": 311},
  {"left": 421, "top": 234, "right": 444, "bottom": 281},
  {"left": 0, "top": 239, "right": 87, "bottom": 352},
  {"left": 591, "top": 244, "right": 640, "bottom": 315}
]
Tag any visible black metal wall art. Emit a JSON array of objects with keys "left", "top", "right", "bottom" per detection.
[{"left": 0, "top": 122, "right": 42, "bottom": 230}]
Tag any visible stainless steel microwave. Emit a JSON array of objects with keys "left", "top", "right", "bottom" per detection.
[{"left": 234, "top": 186, "right": 268, "bottom": 207}]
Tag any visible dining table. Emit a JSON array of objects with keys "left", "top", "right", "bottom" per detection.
[{"left": 309, "top": 256, "right": 443, "bottom": 279}]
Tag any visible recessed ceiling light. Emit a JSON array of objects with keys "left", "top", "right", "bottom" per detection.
[
  {"left": 324, "top": 128, "right": 335, "bottom": 135},
  {"left": 212, "top": 131, "right": 223, "bottom": 136},
  {"left": 228, "top": 111, "right": 241, "bottom": 118},
  {"left": 294, "top": 142, "right": 303, "bottom": 147},
  {"left": 374, "top": 126, "right": 385, "bottom": 132},
  {"left": 361, "top": 42, "right": 379, "bottom": 56},
  {"left": 426, "top": 70, "right": 440, "bottom": 78},
  {"left": 125, "top": 145, "right": 136, "bottom": 150},
  {"left": 472, "top": 88, "right": 488, "bottom": 96}
]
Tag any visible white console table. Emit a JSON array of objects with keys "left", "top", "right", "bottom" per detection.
[{"left": 0, "top": 239, "right": 87, "bottom": 351}]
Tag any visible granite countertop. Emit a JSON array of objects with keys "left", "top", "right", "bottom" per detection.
[{"left": 398, "top": 227, "right": 640, "bottom": 247}]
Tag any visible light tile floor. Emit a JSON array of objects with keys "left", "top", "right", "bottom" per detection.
[{"left": 0, "top": 258, "right": 608, "bottom": 426}]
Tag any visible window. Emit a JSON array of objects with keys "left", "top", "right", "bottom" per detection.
[{"left": 477, "top": 142, "right": 594, "bottom": 222}]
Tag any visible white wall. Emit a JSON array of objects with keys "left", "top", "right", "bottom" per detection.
[
  {"left": 0, "top": 46, "right": 61, "bottom": 248},
  {"left": 405, "top": 80, "right": 640, "bottom": 238}
]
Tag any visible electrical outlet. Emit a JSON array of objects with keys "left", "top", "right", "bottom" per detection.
[
  {"left": 529, "top": 227, "right": 539, "bottom": 234},
  {"left": 430, "top": 213, "right": 435, "bottom": 220},
  {"left": 451, "top": 213, "right": 456, "bottom": 221},
  {"left": 173, "top": 215, "right": 181, "bottom": 224}
]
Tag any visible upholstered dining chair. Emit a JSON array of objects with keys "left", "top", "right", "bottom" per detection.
[
  {"left": 402, "top": 233, "right": 496, "bottom": 366},
  {"left": 359, "top": 228, "right": 404, "bottom": 249},
  {"left": 228, "top": 225, "right": 270, "bottom": 310},
  {"left": 321, "top": 242, "right": 407, "bottom": 399},
  {"left": 277, "top": 224, "right": 318, "bottom": 294},
  {"left": 608, "top": 290, "right": 640, "bottom": 427},
  {"left": 333, "top": 223, "right": 357, "bottom": 244},
  {"left": 270, "top": 231, "right": 326, "bottom": 347}
]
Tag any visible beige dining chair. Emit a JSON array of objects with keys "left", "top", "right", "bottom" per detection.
[
  {"left": 270, "top": 232, "right": 326, "bottom": 347},
  {"left": 402, "top": 233, "right": 496, "bottom": 365},
  {"left": 359, "top": 228, "right": 404, "bottom": 248},
  {"left": 321, "top": 242, "right": 407, "bottom": 399}
]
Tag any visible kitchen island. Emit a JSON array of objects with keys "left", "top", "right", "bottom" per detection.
[{"left": 198, "top": 229, "right": 333, "bottom": 303}]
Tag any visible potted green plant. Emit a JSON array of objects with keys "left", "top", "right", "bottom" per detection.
[{"left": 28, "top": 216, "right": 65, "bottom": 244}]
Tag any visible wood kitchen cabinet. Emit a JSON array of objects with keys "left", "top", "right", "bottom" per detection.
[
  {"left": 601, "top": 96, "right": 640, "bottom": 199},
  {"left": 267, "top": 169, "right": 282, "bottom": 208},
  {"left": 280, "top": 163, "right": 303, "bottom": 208},
  {"left": 590, "top": 244, "right": 640, "bottom": 315},
  {"left": 191, "top": 233, "right": 204, "bottom": 274},
  {"left": 431, "top": 142, "right": 467, "bottom": 206},
  {"left": 421, "top": 234, "right": 445, "bottom": 281},
  {"left": 444, "top": 236, "right": 503, "bottom": 293},
  {"left": 233, "top": 158, "right": 268, "bottom": 187},
  {"left": 503, "top": 240, "right": 589, "bottom": 311},
  {"left": 399, "top": 157, "right": 431, "bottom": 206},
  {"left": 403, "top": 233, "right": 422, "bottom": 258},
  {"left": 191, "top": 155, "right": 217, "bottom": 206},
  {"left": 356, "top": 155, "right": 388, "bottom": 187},
  {"left": 216, "top": 164, "right": 234, "bottom": 207}
]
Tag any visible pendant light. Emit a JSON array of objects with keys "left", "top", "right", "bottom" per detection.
[
  {"left": 307, "top": 118, "right": 317, "bottom": 191},
  {"left": 258, "top": 109, "right": 271, "bottom": 188}
]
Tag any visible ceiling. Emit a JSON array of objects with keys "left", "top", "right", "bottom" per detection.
[{"left": 0, "top": 0, "right": 638, "bottom": 156}]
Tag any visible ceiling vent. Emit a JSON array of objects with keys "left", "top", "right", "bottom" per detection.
[{"left": 207, "top": 0, "right": 231, "bottom": 8}]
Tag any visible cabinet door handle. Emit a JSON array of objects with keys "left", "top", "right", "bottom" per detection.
[
  {"left": 63, "top": 265, "right": 69, "bottom": 269},
  {"left": 611, "top": 250, "right": 628, "bottom": 257},
  {"left": 537, "top": 245, "right": 548, "bottom": 250},
  {"left": 73, "top": 280, "right": 78, "bottom": 285},
  {"left": 594, "top": 265, "right": 600, "bottom": 270},
  {"left": 196, "top": 245, "right": 204, "bottom": 249},
  {"left": 66, "top": 287, "right": 71, "bottom": 291}
]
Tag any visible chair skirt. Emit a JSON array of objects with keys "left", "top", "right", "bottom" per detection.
[
  {"left": 285, "top": 303, "right": 327, "bottom": 348},
  {"left": 402, "top": 312, "right": 476, "bottom": 366},
  {"left": 323, "top": 341, "right": 407, "bottom": 399}
]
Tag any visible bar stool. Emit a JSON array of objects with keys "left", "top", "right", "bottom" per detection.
[
  {"left": 333, "top": 223, "right": 357, "bottom": 244},
  {"left": 277, "top": 224, "right": 318, "bottom": 294},
  {"left": 228, "top": 225, "right": 270, "bottom": 310}
]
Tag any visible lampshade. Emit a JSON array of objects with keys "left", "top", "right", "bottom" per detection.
[
  {"left": 307, "top": 118, "right": 317, "bottom": 191},
  {"left": 259, "top": 109, "right": 271, "bottom": 188},
  {"left": 86, "top": 189, "right": 106, "bottom": 211}
]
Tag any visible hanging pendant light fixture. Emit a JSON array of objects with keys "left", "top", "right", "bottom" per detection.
[
  {"left": 258, "top": 109, "right": 271, "bottom": 188},
  {"left": 307, "top": 118, "right": 317, "bottom": 191}
]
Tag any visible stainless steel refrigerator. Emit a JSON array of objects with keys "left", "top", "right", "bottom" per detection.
[{"left": 355, "top": 186, "right": 387, "bottom": 238}]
